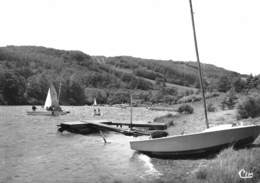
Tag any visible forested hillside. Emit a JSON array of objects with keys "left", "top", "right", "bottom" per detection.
[
  {"left": 0, "top": 46, "right": 244, "bottom": 105},
  {"left": 100, "top": 56, "right": 240, "bottom": 89}
]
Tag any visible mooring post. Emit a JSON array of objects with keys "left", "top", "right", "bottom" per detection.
[{"left": 99, "top": 130, "right": 107, "bottom": 143}]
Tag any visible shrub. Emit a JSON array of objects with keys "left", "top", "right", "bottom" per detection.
[
  {"left": 153, "top": 113, "right": 175, "bottom": 127},
  {"left": 236, "top": 94, "right": 260, "bottom": 119},
  {"left": 177, "top": 94, "right": 201, "bottom": 103},
  {"left": 232, "top": 77, "right": 246, "bottom": 93},
  {"left": 177, "top": 92, "right": 220, "bottom": 104},
  {"left": 207, "top": 103, "right": 216, "bottom": 112},
  {"left": 221, "top": 91, "right": 238, "bottom": 110},
  {"left": 196, "top": 168, "right": 207, "bottom": 180},
  {"left": 178, "top": 104, "right": 194, "bottom": 114},
  {"left": 151, "top": 130, "right": 168, "bottom": 138},
  {"left": 217, "top": 76, "right": 231, "bottom": 92}
]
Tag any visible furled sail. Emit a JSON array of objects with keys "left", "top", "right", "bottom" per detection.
[{"left": 50, "top": 84, "right": 59, "bottom": 108}]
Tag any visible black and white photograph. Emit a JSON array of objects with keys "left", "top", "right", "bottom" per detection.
[{"left": 1, "top": 0, "right": 260, "bottom": 182}]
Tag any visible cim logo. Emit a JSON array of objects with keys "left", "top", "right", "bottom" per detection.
[{"left": 238, "top": 169, "right": 253, "bottom": 179}]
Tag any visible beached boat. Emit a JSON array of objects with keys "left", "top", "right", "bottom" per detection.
[
  {"left": 27, "top": 84, "right": 69, "bottom": 116},
  {"left": 130, "top": 0, "right": 260, "bottom": 158},
  {"left": 130, "top": 124, "right": 260, "bottom": 158}
]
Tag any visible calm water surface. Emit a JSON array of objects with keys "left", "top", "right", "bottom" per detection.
[{"left": 0, "top": 106, "right": 203, "bottom": 183}]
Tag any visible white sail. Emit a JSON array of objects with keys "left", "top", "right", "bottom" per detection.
[
  {"left": 43, "top": 84, "right": 59, "bottom": 110},
  {"left": 50, "top": 84, "right": 59, "bottom": 108},
  {"left": 44, "top": 88, "right": 52, "bottom": 109},
  {"left": 93, "top": 98, "right": 97, "bottom": 106}
]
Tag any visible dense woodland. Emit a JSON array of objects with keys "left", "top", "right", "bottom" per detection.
[{"left": 0, "top": 46, "right": 259, "bottom": 105}]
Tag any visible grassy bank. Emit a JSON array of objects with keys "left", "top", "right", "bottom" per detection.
[
  {"left": 153, "top": 94, "right": 260, "bottom": 182},
  {"left": 189, "top": 145, "right": 260, "bottom": 183},
  {"left": 159, "top": 95, "right": 238, "bottom": 135}
]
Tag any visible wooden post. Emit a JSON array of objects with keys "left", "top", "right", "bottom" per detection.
[
  {"left": 58, "top": 80, "right": 62, "bottom": 103},
  {"left": 130, "top": 94, "right": 133, "bottom": 130},
  {"left": 99, "top": 130, "right": 107, "bottom": 143}
]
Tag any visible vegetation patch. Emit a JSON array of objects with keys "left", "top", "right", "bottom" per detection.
[
  {"left": 177, "top": 104, "right": 194, "bottom": 114},
  {"left": 177, "top": 92, "right": 219, "bottom": 104},
  {"left": 0, "top": 46, "right": 242, "bottom": 105},
  {"left": 191, "top": 147, "right": 260, "bottom": 183},
  {"left": 220, "top": 91, "right": 238, "bottom": 110},
  {"left": 207, "top": 103, "right": 216, "bottom": 112},
  {"left": 153, "top": 113, "right": 175, "bottom": 126},
  {"left": 237, "top": 93, "right": 260, "bottom": 119},
  {"left": 150, "top": 130, "right": 168, "bottom": 138}
]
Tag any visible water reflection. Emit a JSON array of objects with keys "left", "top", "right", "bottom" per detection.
[{"left": 130, "top": 152, "right": 162, "bottom": 180}]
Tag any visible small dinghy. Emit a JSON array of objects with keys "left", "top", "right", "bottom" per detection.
[{"left": 27, "top": 84, "right": 69, "bottom": 116}]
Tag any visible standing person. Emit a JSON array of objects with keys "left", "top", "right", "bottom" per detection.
[
  {"left": 32, "top": 105, "right": 37, "bottom": 111},
  {"left": 50, "top": 106, "right": 55, "bottom": 115}
]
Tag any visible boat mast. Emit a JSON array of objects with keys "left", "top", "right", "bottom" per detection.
[
  {"left": 130, "top": 94, "right": 133, "bottom": 130},
  {"left": 57, "top": 80, "right": 62, "bottom": 103},
  {"left": 188, "top": 0, "right": 209, "bottom": 128}
]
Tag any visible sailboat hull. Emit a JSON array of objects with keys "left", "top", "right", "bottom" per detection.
[
  {"left": 27, "top": 110, "right": 69, "bottom": 116},
  {"left": 130, "top": 125, "right": 260, "bottom": 158}
]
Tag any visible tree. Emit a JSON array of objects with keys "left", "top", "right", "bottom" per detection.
[
  {"left": 245, "top": 74, "right": 258, "bottom": 92},
  {"left": 2, "top": 72, "right": 26, "bottom": 104},
  {"left": 232, "top": 77, "right": 246, "bottom": 93},
  {"left": 217, "top": 76, "right": 231, "bottom": 92},
  {"left": 25, "top": 74, "right": 49, "bottom": 104},
  {"left": 107, "top": 91, "right": 129, "bottom": 104},
  {"left": 220, "top": 90, "right": 238, "bottom": 110},
  {"left": 155, "top": 77, "right": 166, "bottom": 87},
  {"left": 62, "top": 79, "right": 85, "bottom": 105}
]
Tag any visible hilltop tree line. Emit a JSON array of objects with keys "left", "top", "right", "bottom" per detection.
[
  {"left": 106, "top": 57, "right": 199, "bottom": 87},
  {"left": 0, "top": 46, "right": 252, "bottom": 105},
  {"left": 216, "top": 74, "right": 260, "bottom": 93},
  {"left": 0, "top": 46, "right": 176, "bottom": 105}
]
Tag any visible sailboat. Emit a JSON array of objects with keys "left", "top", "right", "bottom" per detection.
[
  {"left": 27, "top": 84, "right": 69, "bottom": 116},
  {"left": 130, "top": 0, "right": 260, "bottom": 158},
  {"left": 93, "top": 97, "right": 102, "bottom": 116}
]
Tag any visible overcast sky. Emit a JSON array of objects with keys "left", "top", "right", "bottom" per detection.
[{"left": 1, "top": 0, "right": 260, "bottom": 75}]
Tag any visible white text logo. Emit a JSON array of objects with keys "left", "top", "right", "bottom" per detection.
[{"left": 238, "top": 169, "right": 253, "bottom": 179}]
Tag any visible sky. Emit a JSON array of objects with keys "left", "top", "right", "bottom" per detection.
[{"left": 1, "top": 0, "right": 260, "bottom": 75}]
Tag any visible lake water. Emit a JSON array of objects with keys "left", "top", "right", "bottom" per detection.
[{"left": 0, "top": 106, "right": 204, "bottom": 183}]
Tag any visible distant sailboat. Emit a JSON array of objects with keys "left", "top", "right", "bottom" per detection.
[
  {"left": 27, "top": 84, "right": 69, "bottom": 116},
  {"left": 93, "top": 97, "right": 97, "bottom": 106},
  {"left": 93, "top": 97, "right": 102, "bottom": 116},
  {"left": 44, "top": 88, "right": 52, "bottom": 110}
]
